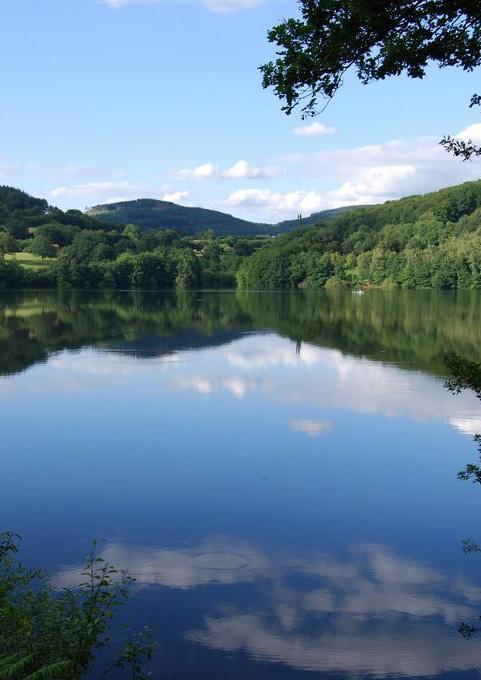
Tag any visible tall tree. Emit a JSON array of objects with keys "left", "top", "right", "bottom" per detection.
[
  {"left": 27, "top": 234, "right": 56, "bottom": 260},
  {"left": 0, "top": 232, "right": 17, "bottom": 259}
]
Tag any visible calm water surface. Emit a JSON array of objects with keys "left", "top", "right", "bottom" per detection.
[{"left": 2, "top": 289, "right": 481, "bottom": 679}]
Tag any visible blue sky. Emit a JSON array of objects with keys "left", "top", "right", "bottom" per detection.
[{"left": 2, "top": 0, "right": 481, "bottom": 222}]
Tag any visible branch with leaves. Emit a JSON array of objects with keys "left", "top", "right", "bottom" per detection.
[
  {"left": 0, "top": 533, "right": 155, "bottom": 680},
  {"left": 260, "top": 1, "right": 481, "bottom": 157}
]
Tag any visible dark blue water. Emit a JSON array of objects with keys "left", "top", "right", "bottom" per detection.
[{"left": 2, "top": 290, "right": 481, "bottom": 678}]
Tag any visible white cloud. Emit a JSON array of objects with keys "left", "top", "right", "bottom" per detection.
[
  {"left": 329, "top": 141, "right": 435, "bottom": 198},
  {"left": 222, "top": 160, "right": 276, "bottom": 180},
  {"left": 101, "top": 0, "right": 264, "bottom": 13},
  {"left": 188, "top": 611, "right": 481, "bottom": 677},
  {"left": 226, "top": 338, "right": 321, "bottom": 369},
  {"left": 49, "top": 181, "right": 190, "bottom": 208},
  {"left": 161, "top": 190, "right": 189, "bottom": 203},
  {"left": 174, "top": 375, "right": 264, "bottom": 399},
  {"left": 55, "top": 537, "right": 480, "bottom": 632},
  {"left": 9, "top": 335, "right": 479, "bottom": 437},
  {"left": 276, "top": 135, "right": 481, "bottom": 214},
  {"left": 289, "top": 419, "right": 334, "bottom": 437},
  {"left": 148, "top": 539, "right": 481, "bottom": 677},
  {"left": 50, "top": 181, "right": 150, "bottom": 205},
  {"left": 202, "top": 0, "right": 263, "bottom": 11},
  {"left": 175, "top": 163, "right": 218, "bottom": 181},
  {"left": 211, "top": 132, "right": 481, "bottom": 220},
  {"left": 175, "top": 160, "right": 276, "bottom": 181},
  {"left": 226, "top": 188, "right": 328, "bottom": 216},
  {"left": 49, "top": 131, "right": 481, "bottom": 221},
  {"left": 328, "top": 164, "right": 417, "bottom": 205},
  {"left": 449, "top": 417, "right": 481, "bottom": 437},
  {"left": 455, "top": 122, "right": 481, "bottom": 144},
  {"left": 55, "top": 538, "right": 269, "bottom": 590},
  {"left": 293, "top": 122, "right": 337, "bottom": 137},
  {"left": 215, "top": 133, "right": 481, "bottom": 220}
]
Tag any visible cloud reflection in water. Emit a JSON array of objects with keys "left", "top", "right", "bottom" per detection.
[
  {"left": 55, "top": 538, "right": 481, "bottom": 677},
  {"left": 6, "top": 334, "right": 481, "bottom": 439}
]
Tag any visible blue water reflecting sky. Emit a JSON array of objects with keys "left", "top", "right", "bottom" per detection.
[{"left": 2, "top": 313, "right": 481, "bottom": 678}]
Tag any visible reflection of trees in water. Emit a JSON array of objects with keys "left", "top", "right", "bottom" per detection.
[
  {"left": 446, "top": 353, "right": 481, "bottom": 485},
  {"left": 0, "top": 290, "right": 253, "bottom": 376},
  {"left": 1, "top": 289, "right": 481, "bottom": 377},
  {"left": 444, "top": 352, "right": 481, "bottom": 640}
]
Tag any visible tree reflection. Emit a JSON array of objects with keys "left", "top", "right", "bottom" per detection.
[
  {"left": 445, "top": 353, "right": 481, "bottom": 483},
  {"left": 445, "top": 352, "right": 481, "bottom": 641},
  {"left": 1, "top": 289, "right": 481, "bottom": 378}
]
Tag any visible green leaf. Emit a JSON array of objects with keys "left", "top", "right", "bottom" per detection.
[{"left": 24, "top": 660, "right": 71, "bottom": 680}]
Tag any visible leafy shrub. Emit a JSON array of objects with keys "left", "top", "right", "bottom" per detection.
[{"left": 0, "top": 532, "right": 155, "bottom": 679}]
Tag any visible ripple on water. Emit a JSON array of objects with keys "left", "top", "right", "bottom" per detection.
[{"left": 190, "top": 551, "right": 251, "bottom": 571}]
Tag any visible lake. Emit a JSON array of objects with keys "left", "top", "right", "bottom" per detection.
[{"left": 2, "top": 289, "right": 481, "bottom": 679}]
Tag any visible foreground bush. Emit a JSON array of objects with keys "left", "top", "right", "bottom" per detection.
[{"left": 0, "top": 532, "right": 154, "bottom": 679}]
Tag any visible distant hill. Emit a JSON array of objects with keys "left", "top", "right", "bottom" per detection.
[
  {"left": 0, "top": 186, "right": 358, "bottom": 238},
  {"left": 88, "top": 198, "right": 355, "bottom": 236},
  {"left": 274, "top": 206, "right": 360, "bottom": 232},
  {"left": 88, "top": 199, "right": 271, "bottom": 236}
]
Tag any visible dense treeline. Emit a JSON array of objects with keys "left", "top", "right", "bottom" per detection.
[
  {"left": 237, "top": 181, "right": 481, "bottom": 290},
  {"left": 0, "top": 230, "right": 263, "bottom": 290},
  {"left": 0, "top": 185, "right": 119, "bottom": 239},
  {"left": 0, "top": 186, "right": 265, "bottom": 289},
  {"left": 51, "top": 227, "right": 264, "bottom": 289},
  {"left": 3, "top": 181, "right": 481, "bottom": 290}
]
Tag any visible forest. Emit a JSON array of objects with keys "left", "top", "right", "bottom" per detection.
[
  {"left": 2, "top": 180, "right": 481, "bottom": 290},
  {"left": 237, "top": 180, "right": 481, "bottom": 290},
  {"left": 0, "top": 185, "right": 265, "bottom": 289}
]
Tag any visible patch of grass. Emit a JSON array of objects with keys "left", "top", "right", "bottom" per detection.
[{"left": 5, "top": 252, "right": 56, "bottom": 269}]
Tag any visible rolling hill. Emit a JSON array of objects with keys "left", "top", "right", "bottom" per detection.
[{"left": 88, "top": 198, "right": 352, "bottom": 236}]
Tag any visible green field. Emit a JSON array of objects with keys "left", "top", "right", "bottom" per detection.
[{"left": 5, "top": 252, "right": 56, "bottom": 269}]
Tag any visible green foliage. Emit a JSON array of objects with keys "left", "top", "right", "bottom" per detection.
[
  {"left": 0, "top": 187, "right": 49, "bottom": 240},
  {"left": 0, "top": 259, "right": 25, "bottom": 289},
  {"left": 2, "top": 287, "right": 481, "bottom": 380},
  {"left": 236, "top": 248, "right": 290, "bottom": 289},
  {"left": 0, "top": 233, "right": 17, "bottom": 258},
  {"left": 238, "top": 180, "right": 481, "bottom": 290},
  {"left": 123, "top": 223, "right": 143, "bottom": 242},
  {"left": 27, "top": 235, "right": 56, "bottom": 260},
  {"left": 89, "top": 198, "right": 272, "bottom": 237},
  {"left": 260, "top": 1, "right": 481, "bottom": 120},
  {"left": 445, "top": 354, "right": 481, "bottom": 399},
  {"left": 35, "top": 223, "right": 79, "bottom": 248},
  {"left": 4, "top": 181, "right": 481, "bottom": 291},
  {"left": 445, "top": 353, "right": 481, "bottom": 485},
  {"left": 0, "top": 533, "right": 154, "bottom": 680},
  {"left": 444, "top": 352, "right": 481, "bottom": 639},
  {"left": 175, "top": 249, "right": 201, "bottom": 289},
  {"left": 130, "top": 252, "right": 173, "bottom": 288},
  {"left": 0, "top": 187, "right": 121, "bottom": 240},
  {"left": 89, "top": 198, "right": 352, "bottom": 237}
]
